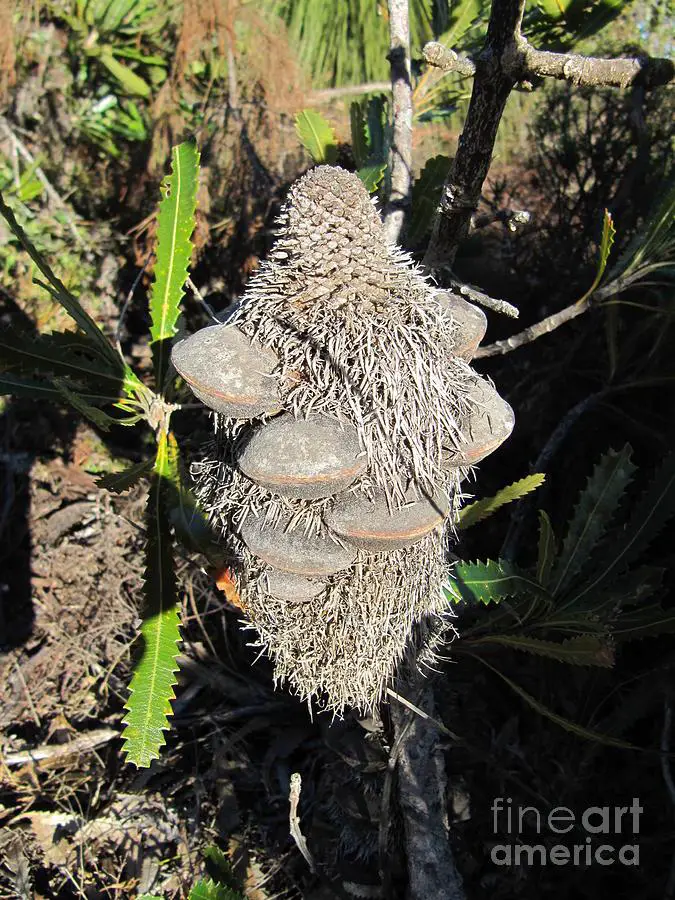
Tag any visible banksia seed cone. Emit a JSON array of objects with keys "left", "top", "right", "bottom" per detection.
[{"left": 173, "top": 166, "right": 514, "bottom": 714}]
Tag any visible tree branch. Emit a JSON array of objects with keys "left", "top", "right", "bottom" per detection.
[
  {"left": 309, "top": 81, "right": 392, "bottom": 102},
  {"left": 382, "top": 0, "right": 413, "bottom": 245},
  {"left": 475, "top": 296, "right": 590, "bottom": 358},
  {"left": 512, "top": 41, "right": 675, "bottom": 90},
  {"left": 422, "top": 0, "right": 525, "bottom": 272}
]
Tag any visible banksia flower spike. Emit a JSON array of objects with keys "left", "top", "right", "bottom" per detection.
[{"left": 173, "top": 166, "right": 514, "bottom": 714}]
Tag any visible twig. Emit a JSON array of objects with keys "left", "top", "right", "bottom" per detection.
[
  {"left": 387, "top": 687, "right": 461, "bottom": 741},
  {"left": 422, "top": 42, "right": 476, "bottom": 77},
  {"left": 187, "top": 276, "right": 219, "bottom": 322},
  {"left": 3, "top": 727, "right": 118, "bottom": 766},
  {"left": 454, "top": 281, "right": 519, "bottom": 318},
  {"left": 472, "top": 207, "right": 531, "bottom": 231},
  {"left": 0, "top": 115, "right": 84, "bottom": 246},
  {"left": 288, "top": 772, "right": 315, "bottom": 873},
  {"left": 115, "top": 252, "right": 153, "bottom": 351},
  {"left": 475, "top": 295, "right": 591, "bottom": 357},
  {"left": 389, "top": 686, "right": 466, "bottom": 900},
  {"left": 309, "top": 82, "right": 392, "bottom": 102},
  {"left": 382, "top": 0, "right": 413, "bottom": 245}
]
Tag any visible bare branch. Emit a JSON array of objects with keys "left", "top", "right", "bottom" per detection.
[
  {"left": 475, "top": 297, "right": 590, "bottom": 358},
  {"left": 289, "top": 772, "right": 315, "bottom": 873},
  {"left": 422, "top": 42, "right": 476, "bottom": 77},
  {"left": 382, "top": 0, "right": 413, "bottom": 245},
  {"left": 309, "top": 81, "right": 392, "bottom": 102},
  {"left": 512, "top": 40, "right": 675, "bottom": 90}
]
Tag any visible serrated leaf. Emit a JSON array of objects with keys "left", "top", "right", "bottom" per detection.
[
  {"left": 0, "top": 373, "right": 120, "bottom": 404},
  {"left": 568, "top": 453, "right": 675, "bottom": 608},
  {"left": 0, "top": 190, "right": 124, "bottom": 374},
  {"left": 445, "top": 559, "right": 550, "bottom": 606},
  {"left": 121, "top": 433, "right": 180, "bottom": 768},
  {"left": 536, "top": 509, "right": 557, "bottom": 586},
  {"left": 294, "top": 110, "right": 338, "bottom": 164},
  {"left": 188, "top": 880, "right": 243, "bottom": 900},
  {"left": 610, "top": 601, "right": 675, "bottom": 643},
  {"left": 409, "top": 155, "right": 451, "bottom": 246},
  {"left": 357, "top": 163, "right": 386, "bottom": 193},
  {"left": 458, "top": 473, "right": 545, "bottom": 530},
  {"left": 365, "top": 95, "right": 388, "bottom": 165},
  {"left": 469, "top": 634, "right": 614, "bottom": 667},
  {"left": 54, "top": 379, "right": 120, "bottom": 431},
  {"left": 0, "top": 328, "right": 123, "bottom": 390},
  {"left": 577, "top": 208, "right": 616, "bottom": 304},
  {"left": 163, "top": 431, "right": 214, "bottom": 554},
  {"left": 551, "top": 445, "right": 635, "bottom": 596},
  {"left": 475, "top": 656, "right": 638, "bottom": 749},
  {"left": 149, "top": 140, "right": 200, "bottom": 390},
  {"left": 95, "top": 459, "right": 153, "bottom": 493},
  {"left": 349, "top": 101, "right": 369, "bottom": 168}
]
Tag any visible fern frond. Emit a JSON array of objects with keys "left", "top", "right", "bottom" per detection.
[
  {"left": 551, "top": 444, "right": 635, "bottom": 596},
  {"left": 121, "top": 433, "right": 180, "bottom": 767},
  {"left": 458, "top": 473, "right": 545, "bottom": 530},
  {"left": 149, "top": 139, "right": 200, "bottom": 390}
]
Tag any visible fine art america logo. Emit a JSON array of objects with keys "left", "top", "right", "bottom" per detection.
[{"left": 490, "top": 798, "right": 642, "bottom": 867}]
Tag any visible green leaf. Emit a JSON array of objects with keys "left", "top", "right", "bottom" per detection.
[
  {"left": 98, "top": 48, "right": 152, "bottom": 97},
  {"left": 469, "top": 633, "right": 614, "bottom": 667},
  {"left": 54, "top": 379, "right": 120, "bottom": 431},
  {"left": 188, "top": 879, "right": 244, "bottom": 900},
  {"left": 474, "top": 655, "right": 638, "bottom": 749},
  {"left": 536, "top": 509, "right": 557, "bottom": 587},
  {"left": 611, "top": 602, "right": 675, "bottom": 643},
  {"left": 163, "top": 431, "right": 214, "bottom": 554},
  {"left": 294, "top": 110, "right": 338, "bottom": 164},
  {"left": 409, "top": 155, "right": 451, "bottom": 246},
  {"left": 437, "top": 0, "right": 482, "bottom": 46},
  {"left": 349, "top": 100, "right": 369, "bottom": 168},
  {"left": 551, "top": 444, "right": 636, "bottom": 596},
  {"left": 445, "top": 559, "right": 550, "bottom": 606},
  {"left": 457, "top": 473, "right": 545, "bottom": 530},
  {"left": 567, "top": 453, "right": 675, "bottom": 608},
  {"left": 0, "top": 373, "right": 120, "bottom": 404},
  {"left": 576, "top": 208, "right": 616, "bottom": 304},
  {"left": 357, "top": 163, "right": 386, "bottom": 193},
  {"left": 95, "top": 459, "right": 154, "bottom": 493},
  {"left": 121, "top": 433, "right": 181, "bottom": 767},
  {"left": 149, "top": 140, "right": 200, "bottom": 390},
  {"left": 365, "top": 95, "right": 388, "bottom": 165},
  {"left": 0, "top": 190, "right": 125, "bottom": 375},
  {"left": 0, "top": 328, "right": 123, "bottom": 390}
]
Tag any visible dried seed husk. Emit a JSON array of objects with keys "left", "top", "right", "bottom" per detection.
[
  {"left": 172, "top": 324, "right": 283, "bottom": 418},
  {"left": 437, "top": 291, "right": 487, "bottom": 360},
  {"left": 237, "top": 414, "right": 367, "bottom": 499},
  {"left": 240, "top": 513, "right": 357, "bottom": 576},
  {"left": 323, "top": 486, "right": 449, "bottom": 552},
  {"left": 443, "top": 377, "right": 515, "bottom": 467}
]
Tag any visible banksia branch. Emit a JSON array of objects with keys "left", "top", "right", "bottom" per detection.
[{"left": 172, "top": 165, "right": 514, "bottom": 714}]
